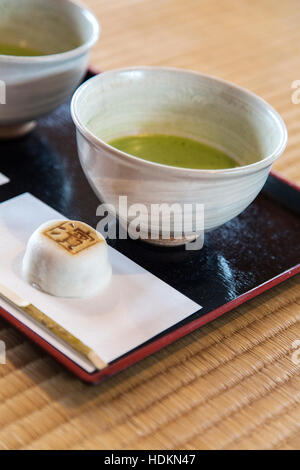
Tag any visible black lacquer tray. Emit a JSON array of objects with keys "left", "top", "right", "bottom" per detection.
[{"left": 0, "top": 72, "right": 299, "bottom": 383}]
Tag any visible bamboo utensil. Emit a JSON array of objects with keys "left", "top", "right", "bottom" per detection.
[{"left": 0, "top": 283, "right": 107, "bottom": 370}]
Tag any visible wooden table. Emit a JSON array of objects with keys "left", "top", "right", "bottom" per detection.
[{"left": 0, "top": 0, "right": 299, "bottom": 450}]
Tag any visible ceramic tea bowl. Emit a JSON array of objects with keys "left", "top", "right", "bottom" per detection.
[
  {"left": 0, "top": 0, "right": 99, "bottom": 138},
  {"left": 71, "top": 67, "right": 287, "bottom": 247}
]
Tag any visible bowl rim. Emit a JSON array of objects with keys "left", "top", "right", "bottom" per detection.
[
  {"left": 0, "top": 0, "right": 100, "bottom": 63},
  {"left": 71, "top": 66, "right": 288, "bottom": 176}
]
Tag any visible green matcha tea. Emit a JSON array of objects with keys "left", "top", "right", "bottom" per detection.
[
  {"left": 108, "top": 134, "right": 238, "bottom": 170},
  {"left": 0, "top": 43, "right": 45, "bottom": 56}
]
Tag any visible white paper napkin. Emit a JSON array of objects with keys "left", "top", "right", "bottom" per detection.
[
  {"left": 0, "top": 173, "right": 9, "bottom": 186},
  {"left": 0, "top": 193, "right": 201, "bottom": 372}
]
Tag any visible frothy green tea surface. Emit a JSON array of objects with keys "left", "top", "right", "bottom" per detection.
[
  {"left": 0, "top": 43, "right": 45, "bottom": 56},
  {"left": 108, "top": 134, "right": 238, "bottom": 169}
]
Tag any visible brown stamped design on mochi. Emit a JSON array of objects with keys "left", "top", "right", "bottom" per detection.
[{"left": 43, "top": 221, "right": 102, "bottom": 254}]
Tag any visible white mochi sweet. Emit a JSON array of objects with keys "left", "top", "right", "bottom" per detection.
[{"left": 22, "top": 219, "right": 112, "bottom": 298}]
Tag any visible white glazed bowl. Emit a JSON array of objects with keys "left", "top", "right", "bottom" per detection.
[
  {"left": 0, "top": 0, "right": 99, "bottom": 138},
  {"left": 71, "top": 67, "right": 287, "bottom": 247}
]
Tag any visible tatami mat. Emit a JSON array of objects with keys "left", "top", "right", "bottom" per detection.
[
  {"left": 0, "top": 277, "right": 298, "bottom": 449},
  {"left": 0, "top": 0, "right": 299, "bottom": 450}
]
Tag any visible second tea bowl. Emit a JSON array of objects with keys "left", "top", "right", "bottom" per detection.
[{"left": 0, "top": 0, "right": 99, "bottom": 138}]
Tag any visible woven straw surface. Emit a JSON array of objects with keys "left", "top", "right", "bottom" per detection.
[{"left": 0, "top": 0, "right": 299, "bottom": 450}]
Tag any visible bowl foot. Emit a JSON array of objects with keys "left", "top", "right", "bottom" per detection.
[
  {"left": 139, "top": 233, "right": 203, "bottom": 249},
  {"left": 0, "top": 121, "right": 37, "bottom": 140}
]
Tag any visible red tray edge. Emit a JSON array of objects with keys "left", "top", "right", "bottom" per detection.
[
  {"left": 1, "top": 67, "right": 299, "bottom": 383},
  {"left": 270, "top": 169, "right": 300, "bottom": 191},
  {"left": 1, "top": 264, "right": 299, "bottom": 384}
]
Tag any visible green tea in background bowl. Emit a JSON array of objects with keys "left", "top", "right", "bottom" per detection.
[
  {"left": 108, "top": 134, "right": 238, "bottom": 170},
  {"left": 0, "top": 43, "right": 45, "bottom": 56}
]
